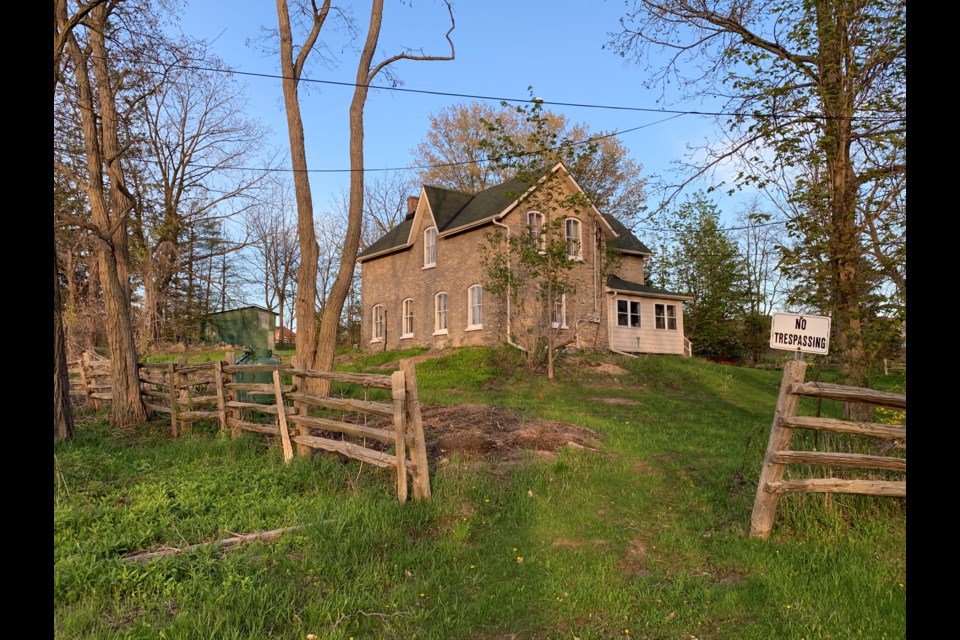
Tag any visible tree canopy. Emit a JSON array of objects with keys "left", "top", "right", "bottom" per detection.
[{"left": 611, "top": 0, "right": 905, "bottom": 382}]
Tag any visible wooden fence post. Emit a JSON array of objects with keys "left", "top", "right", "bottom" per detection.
[
  {"left": 750, "top": 359, "right": 808, "bottom": 539},
  {"left": 224, "top": 351, "right": 239, "bottom": 439},
  {"left": 213, "top": 360, "right": 228, "bottom": 434},
  {"left": 273, "top": 369, "right": 294, "bottom": 463},
  {"left": 167, "top": 362, "right": 179, "bottom": 438},
  {"left": 81, "top": 352, "right": 98, "bottom": 410},
  {"left": 400, "top": 359, "right": 431, "bottom": 501},
  {"left": 390, "top": 370, "right": 409, "bottom": 503},
  {"left": 290, "top": 356, "right": 311, "bottom": 457},
  {"left": 177, "top": 355, "right": 190, "bottom": 435}
]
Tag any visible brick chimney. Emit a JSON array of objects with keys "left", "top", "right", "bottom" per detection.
[{"left": 406, "top": 195, "right": 419, "bottom": 215}]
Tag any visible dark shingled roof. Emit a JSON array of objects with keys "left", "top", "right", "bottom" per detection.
[
  {"left": 606, "top": 275, "right": 690, "bottom": 299},
  {"left": 358, "top": 167, "right": 653, "bottom": 261},
  {"left": 602, "top": 213, "right": 653, "bottom": 254},
  {"left": 358, "top": 218, "right": 414, "bottom": 259}
]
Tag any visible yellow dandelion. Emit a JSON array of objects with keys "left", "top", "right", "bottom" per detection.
[
  {"left": 484, "top": 498, "right": 490, "bottom": 503},
  {"left": 516, "top": 556, "right": 524, "bottom": 563},
  {"left": 785, "top": 604, "right": 792, "bottom": 609},
  {"left": 469, "top": 565, "right": 475, "bottom": 569}
]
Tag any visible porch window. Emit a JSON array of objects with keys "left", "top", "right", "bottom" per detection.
[
  {"left": 655, "top": 303, "right": 677, "bottom": 330},
  {"left": 617, "top": 299, "right": 640, "bottom": 328}
]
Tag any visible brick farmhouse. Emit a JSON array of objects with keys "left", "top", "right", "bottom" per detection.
[{"left": 358, "top": 162, "right": 691, "bottom": 356}]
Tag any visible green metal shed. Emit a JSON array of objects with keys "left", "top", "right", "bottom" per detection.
[{"left": 200, "top": 306, "right": 277, "bottom": 351}]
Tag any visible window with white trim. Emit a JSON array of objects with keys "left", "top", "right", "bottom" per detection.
[
  {"left": 371, "top": 304, "right": 385, "bottom": 341},
  {"left": 565, "top": 218, "right": 582, "bottom": 259},
  {"left": 467, "top": 285, "right": 483, "bottom": 330},
  {"left": 434, "top": 292, "right": 448, "bottom": 334},
  {"left": 655, "top": 303, "right": 678, "bottom": 330},
  {"left": 527, "top": 211, "right": 544, "bottom": 249},
  {"left": 423, "top": 227, "right": 437, "bottom": 267},
  {"left": 617, "top": 299, "right": 640, "bottom": 328},
  {"left": 401, "top": 298, "right": 414, "bottom": 338},
  {"left": 551, "top": 294, "right": 567, "bottom": 328}
]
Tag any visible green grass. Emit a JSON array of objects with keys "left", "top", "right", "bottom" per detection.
[{"left": 55, "top": 347, "right": 906, "bottom": 639}]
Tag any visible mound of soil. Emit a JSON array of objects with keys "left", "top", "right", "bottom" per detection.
[{"left": 420, "top": 403, "right": 603, "bottom": 460}]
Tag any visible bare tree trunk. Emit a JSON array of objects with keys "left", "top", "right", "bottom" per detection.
[
  {"left": 61, "top": 3, "right": 145, "bottom": 426},
  {"left": 54, "top": 249, "right": 74, "bottom": 442},
  {"left": 275, "top": 0, "right": 328, "bottom": 386},
  {"left": 315, "top": 0, "right": 455, "bottom": 392}
]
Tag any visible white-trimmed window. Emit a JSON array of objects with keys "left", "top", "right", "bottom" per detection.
[
  {"left": 617, "top": 299, "right": 641, "bottom": 328},
  {"left": 655, "top": 303, "right": 678, "bottom": 330},
  {"left": 551, "top": 294, "right": 567, "bottom": 329},
  {"left": 401, "top": 298, "right": 414, "bottom": 338},
  {"left": 527, "top": 211, "right": 544, "bottom": 249},
  {"left": 565, "top": 218, "right": 582, "bottom": 259},
  {"left": 423, "top": 227, "right": 437, "bottom": 268},
  {"left": 434, "top": 292, "right": 448, "bottom": 335},
  {"left": 371, "top": 304, "right": 385, "bottom": 342},
  {"left": 467, "top": 285, "right": 483, "bottom": 330}
]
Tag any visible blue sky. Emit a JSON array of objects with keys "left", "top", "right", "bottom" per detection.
[{"left": 176, "top": 0, "right": 751, "bottom": 229}]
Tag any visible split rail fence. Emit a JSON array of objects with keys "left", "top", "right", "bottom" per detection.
[
  {"left": 749, "top": 360, "right": 906, "bottom": 539},
  {"left": 70, "top": 352, "right": 430, "bottom": 502}
]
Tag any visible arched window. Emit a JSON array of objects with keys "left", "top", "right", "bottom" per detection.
[
  {"left": 401, "top": 298, "right": 414, "bottom": 338},
  {"left": 551, "top": 294, "right": 567, "bottom": 329},
  {"left": 467, "top": 285, "right": 483, "bottom": 330},
  {"left": 527, "top": 211, "right": 544, "bottom": 249},
  {"left": 565, "top": 218, "right": 582, "bottom": 259},
  {"left": 371, "top": 304, "right": 385, "bottom": 342},
  {"left": 424, "top": 227, "right": 437, "bottom": 267},
  {"left": 434, "top": 292, "right": 448, "bottom": 334}
]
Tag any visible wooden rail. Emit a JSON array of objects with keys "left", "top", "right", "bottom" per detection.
[
  {"left": 69, "top": 351, "right": 431, "bottom": 503},
  {"left": 749, "top": 360, "right": 906, "bottom": 539}
]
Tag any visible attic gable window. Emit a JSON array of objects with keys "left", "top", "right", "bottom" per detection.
[
  {"left": 527, "top": 211, "right": 544, "bottom": 249},
  {"left": 424, "top": 227, "right": 437, "bottom": 268},
  {"left": 565, "top": 218, "right": 582, "bottom": 260}
]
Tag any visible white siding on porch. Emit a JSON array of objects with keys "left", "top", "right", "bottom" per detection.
[{"left": 607, "top": 296, "right": 686, "bottom": 355}]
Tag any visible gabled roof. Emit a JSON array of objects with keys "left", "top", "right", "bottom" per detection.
[
  {"left": 603, "top": 214, "right": 652, "bottom": 255},
  {"left": 606, "top": 275, "right": 692, "bottom": 301},
  {"left": 358, "top": 161, "right": 650, "bottom": 261},
  {"left": 359, "top": 218, "right": 415, "bottom": 260},
  {"left": 206, "top": 305, "right": 277, "bottom": 316}
]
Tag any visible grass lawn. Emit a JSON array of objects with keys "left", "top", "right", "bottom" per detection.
[{"left": 54, "top": 347, "right": 906, "bottom": 639}]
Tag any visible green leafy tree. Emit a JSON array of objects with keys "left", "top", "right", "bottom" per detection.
[
  {"left": 611, "top": 0, "right": 905, "bottom": 385},
  {"left": 479, "top": 96, "right": 619, "bottom": 379},
  {"left": 661, "top": 193, "right": 750, "bottom": 362}
]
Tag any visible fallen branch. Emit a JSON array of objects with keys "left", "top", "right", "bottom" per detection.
[{"left": 120, "top": 525, "right": 303, "bottom": 563}]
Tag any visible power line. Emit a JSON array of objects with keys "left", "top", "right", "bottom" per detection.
[{"left": 178, "top": 62, "right": 904, "bottom": 121}]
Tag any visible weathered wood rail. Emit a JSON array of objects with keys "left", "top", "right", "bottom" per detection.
[
  {"left": 749, "top": 360, "right": 906, "bottom": 539},
  {"left": 72, "top": 351, "right": 430, "bottom": 503}
]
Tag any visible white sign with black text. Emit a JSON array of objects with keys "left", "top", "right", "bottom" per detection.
[{"left": 769, "top": 312, "right": 831, "bottom": 355}]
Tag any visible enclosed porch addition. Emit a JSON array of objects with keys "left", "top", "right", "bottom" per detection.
[{"left": 606, "top": 276, "right": 692, "bottom": 356}]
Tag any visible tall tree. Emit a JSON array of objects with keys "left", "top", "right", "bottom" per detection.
[
  {"left": 129, "top": 51, "right": 267, "bottom": 349},
  {"left": 479, "top": 98, "right": 616, "bottom": 380},
  {"left": 276, "top": 0, "right": 455, "bottom": 392},
  {"left": 54, "top": 0, "right": 108, "bottom": 442},
  {"left": 55, "top": 0, "right": 159, "bottom": 426},
  {"left": 611, "top": 0, "right": 906, "bottom": 385},
  {"left": 412, "top": 101, "right": 648, "bottom": 228},
  {"left": 659, "top": 192, "right": 750, "bottom": 362}
]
